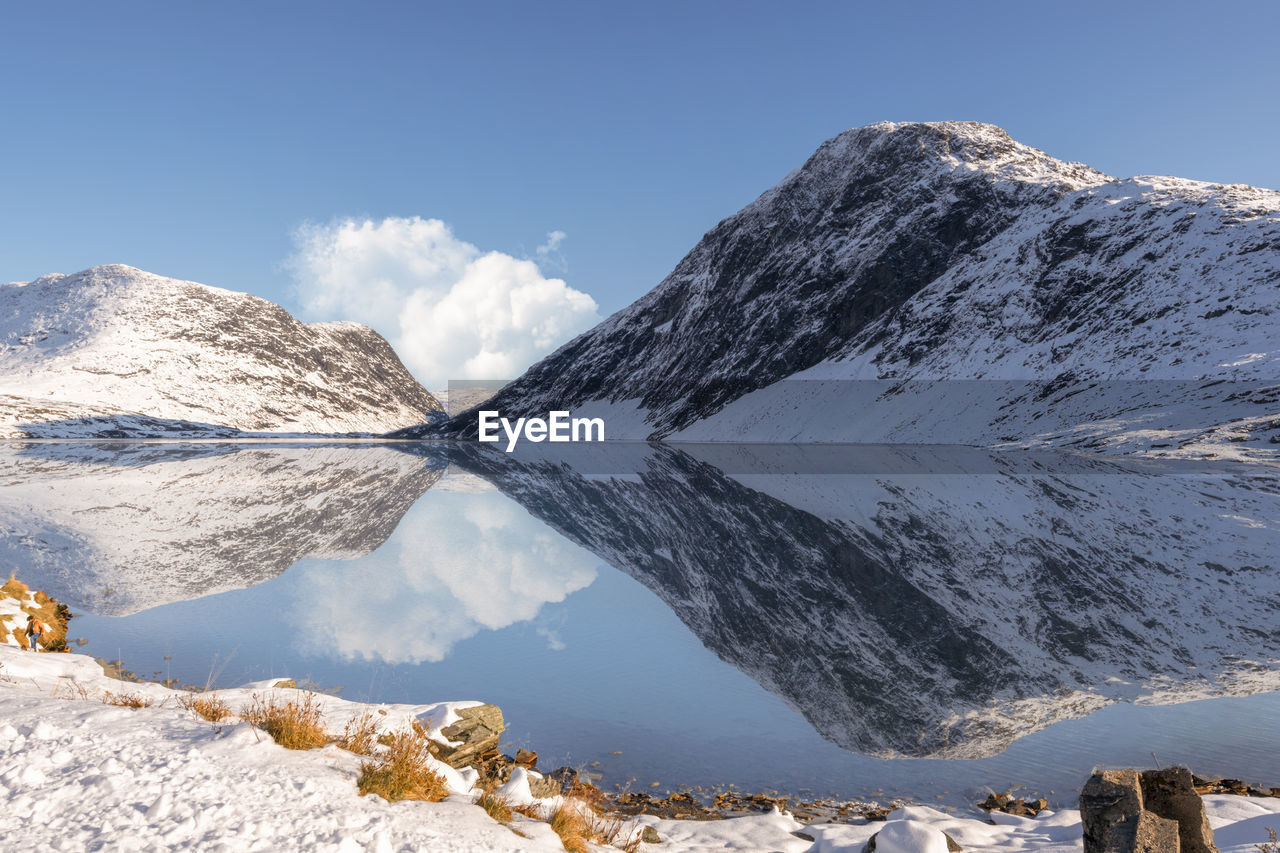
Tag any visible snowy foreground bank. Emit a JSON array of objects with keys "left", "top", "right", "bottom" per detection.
[{"left": 0, "top": 648, "right": 1277, "bottom": 852}]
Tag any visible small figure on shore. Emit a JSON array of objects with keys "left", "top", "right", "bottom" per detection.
[{"left": 25, "top": 614, "right": 46, "bottom": 652}]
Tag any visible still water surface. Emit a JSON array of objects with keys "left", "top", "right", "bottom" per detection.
[{"left": 3, "top": 441, "right": 1278, "bottom": 807}]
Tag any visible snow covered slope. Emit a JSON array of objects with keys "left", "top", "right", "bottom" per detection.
[
  {"left": 451, "top": 442, "right": 1280, "bottom": 759},
  {"left": 23, "top": 647, "right": 1278, "bottom": 852},
  {"left": 0, "top": 443, "right": 445, "bottom": 615},
  {"left": 442, "top": 122, "right": 1280, "bottom": 456},
  {"left": 1, "top": 265, "right": 444, "bottom": 436}
]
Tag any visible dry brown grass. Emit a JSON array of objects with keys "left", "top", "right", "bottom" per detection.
[
  {"left": 356, "top": 729, "right": 449, "bottom": 803},
  {"left": 337, "top": 711, "right": 380, "bottom": 755},
  {"left": 241, "top": 692, "right": 330, "bottom": 750},
  {"left": 512, "top": 802, "right": 544, "bottom": 819},
  {"left": 1, "top": 575, "right": 29, "bottom": 597},
  {"left": 543, "top": 801, "right": 643, "bottom": 853},
  {"left": 51, "top": 679, "right": 89, "bottom": 700},
  {"left": 2, "top": 575, "right": 69, "bottom": 651},
  {"left": 549, "top": 804, "right": 593, "bottom": 853},
  {"left": 179, "top": 692, "right": 232, "bottom": 723},
  {"left": 592, "top": 813, "right": 642, "bottom": 853},
  {"left": 101, "top": 690, "right": 154, "bottom": 708},
  {"left": 476, "top": 785, "right": 514, "bottom": 823}
]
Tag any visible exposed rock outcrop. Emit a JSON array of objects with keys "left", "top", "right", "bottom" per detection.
[
  {"left": 1080, "top": 768, "right": 1220, "bottom": 853},
  {"left": 432, "top": 704, "right": 505, "bottom": 769}
]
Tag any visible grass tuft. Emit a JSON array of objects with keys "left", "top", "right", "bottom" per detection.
[
  {"left": 476, "top": 785, "right": 514, "bottom": 823},
  {"left": 101, "top": 690, "right": 154, "bottom": 708},
  {"left": 338, "top": 711, "right": 380, "bottom": 755},
  {"left": 179, "top": 692, "right": 232, "bottom": 723},
  {"left": 356, "top": 729, "right": 449, "bottom": 803},
  {"left": 549, "top": 804, "right": 593, "bottom": 853},
  {"left": 241, "top": 692, "right": 330, "bottom": 750}
]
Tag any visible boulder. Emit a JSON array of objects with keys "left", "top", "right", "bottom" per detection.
[
  {"left": 526, "top": 771, "right": 561, "bottom": 799},
  {"left": 546, "top": 766, "right": 580, "bottom": 795},
  {"left": 433, "top": 704, "right": 505, "bottom": 769},
  {"left": 1139, "top": 768, "right": 1220, "bottom": 853},
  {"left": 1082, "top": 769, "right": 1147, "bottom": 852},
  {"left": 1082, "top": 767, "right": 1221, "bottom": 853}
]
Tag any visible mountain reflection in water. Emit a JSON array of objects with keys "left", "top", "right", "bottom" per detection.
[{"left": 1, "top": 441, "right": 1277, "bottom": 787}]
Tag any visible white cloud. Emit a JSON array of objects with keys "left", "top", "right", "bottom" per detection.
[
  {"left": 534, "top": 230, "right": 568, "bottom": 273},
  {"left": 287, "top": 217, "right": 599, "bottom": 387},
  {"left": 536, "top": 230, "right": 566, "bottom": 256},
  {"left": 287, "top": 490, "right": 599, "bottom": 665}
]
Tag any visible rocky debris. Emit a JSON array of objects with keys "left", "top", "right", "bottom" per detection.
[
  {"left": 429, "top": 704, "right": 504, "bottom": 769},
  {"left": 1080, "top": 768, "right": 1220, "bottom": 853},
  {"left": 712, "top": 792, "right": 791, "bottom": 815},
  {"left": 1192, "top": 774, "right": 1280, "bottom": 798},
  {"left": 612, "top": 791, "right": 718, "bottom": 821},
  {"left": 514, "top": 748, "right": 537, "bottom": 767},
  {"left": 640, "top": 826, "right": 661, "bottom": 844},
  {"left": 978, "top": 793, "right": 1050, "bottom": 817},
  {"left": 607, "top": 787, "right": 898, "bottom": 825}
]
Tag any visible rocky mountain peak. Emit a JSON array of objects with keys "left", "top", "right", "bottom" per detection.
[{"left": 438, "top": 121, "right": 1278, "bottom": 453}]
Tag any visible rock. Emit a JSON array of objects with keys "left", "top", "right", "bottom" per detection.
[
  {"left": 546, "top": 766, "right": 579, "bottom": 795},
  {"left": 979, "top": 792, "right": 1049, "bottom": 817},
  {"left": 434, "top": 704, "right": 505, "bottom": 769},
  {"left": 791, "top": 830, "right": 816, "bottom": 842},
  {"left": 1139, "top": 768, "right": 1220, "bottom": 853},
  {"left": 865, "top": 820, "right": 957, "bottom": 852},
  {"left": 1131, "top": 812, "right": 1182, "bottom": 852},
  {"left": 1083, "top": 767, "right": 1221, "bottom": 853},
  {"left": 526, "top": 772, "right": 560, "bottom": 799},
  {"left": 515, "top": 748, "right": 538, "bottom": 767},
  {"left": 641, "top": 826, "right": 661, "bottom": 844},
  {"left": 1081, "top": 770, "right": 1150, "bottom": 852},
  {"left": 271, "top": 679, "right": 296, "bottom": 689}
]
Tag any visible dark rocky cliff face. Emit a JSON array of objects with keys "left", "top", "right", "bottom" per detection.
[
  {"left": 440, "top": 122, "right": 1108, "bottom": 437},
  {"left": 428, "top": 122, "right": 1279, "bottom": 452}
]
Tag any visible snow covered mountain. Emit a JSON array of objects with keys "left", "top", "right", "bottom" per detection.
[
  {"left": 450, "top": 442, "right": 1280, "bottom": 759},
  {"left": 0, "top": 442, "right": 446, "bottom": 614},
  {"left": 1, "top": 265, "right": 444, "bottom": 436},
  {"left": 441, "top": 122, "right": 1280, "bottom": 457}
]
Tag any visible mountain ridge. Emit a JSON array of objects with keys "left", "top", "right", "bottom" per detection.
[
  {"left": 434, "top": 121, "right": 1280, "bottom": 457},
  {"left": 1, "top": 264, "right": 444, "bottom": 437}
]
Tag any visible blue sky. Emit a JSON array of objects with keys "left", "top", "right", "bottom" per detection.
[{"left": 4, "top": 1, "right": 1278, "bottom": 382}]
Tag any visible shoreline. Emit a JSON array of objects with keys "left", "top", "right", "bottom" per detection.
[{"left": 3, "top": 645, "right": 1280, "bottom": 851}]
